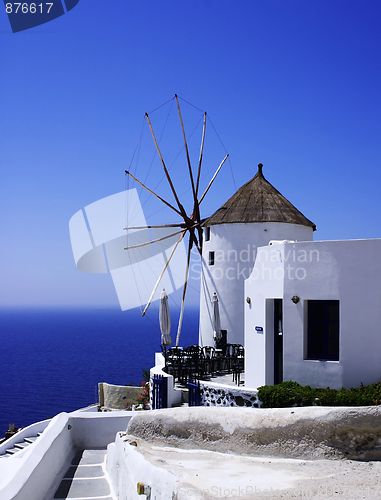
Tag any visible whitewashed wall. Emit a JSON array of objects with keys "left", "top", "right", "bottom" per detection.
[
  {"left": 244, "top": 245, "right": 284, "bottom": 388},
  {"left": 0, "top": 411, "right": 133, "bottom": 500},
  {"left": 245, "top": 238, "right": 381, "bottom": 390},
  {"left": 199, "top": 222, "right": 313, "bottom": 347}
]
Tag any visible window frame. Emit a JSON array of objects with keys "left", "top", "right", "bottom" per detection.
[
  {"left": 209, "top": 251, "right": 215, "bottom": 266},
  {"left": 306, "top": 300, "right": 340, "bottom": 361}
]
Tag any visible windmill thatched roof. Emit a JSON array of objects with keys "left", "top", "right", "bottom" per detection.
[{"left": 205, "top": 164, "right": 316, "bottom": 230}]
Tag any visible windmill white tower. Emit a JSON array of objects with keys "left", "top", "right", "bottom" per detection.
[{"left": 199, "top": 163, "right": 316, "bottom": 347}]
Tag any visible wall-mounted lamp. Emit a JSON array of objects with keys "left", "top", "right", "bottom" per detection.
[
  {"left": 246, "top": 297, "right": 251, "bottom": 304},
  {"left": 291, "top": 295, "right": 300, "bottom": 304}
]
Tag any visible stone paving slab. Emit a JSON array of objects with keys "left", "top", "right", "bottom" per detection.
[
  {"left": 71, "top": 450, "right": 107, "bottom": 466},
  {"left": 63, "top": 465, "right": 104, "bottom": 479},
  {"left": 53, "top": 449, "right": 111, "bottom": 500},
  {"left": 53, "top": 477, "right": 110, "bottom": 499},
  {"left": 203, "top": 373, "right": 245, "bottom": 387}
]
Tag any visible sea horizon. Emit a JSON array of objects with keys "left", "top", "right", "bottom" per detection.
[{"left": 0, "top": 306, "right": 199, "bottom": 437}]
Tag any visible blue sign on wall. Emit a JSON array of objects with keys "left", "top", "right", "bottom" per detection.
[{"left": 255, "top": 326, "right": 263, "bottom": 333}]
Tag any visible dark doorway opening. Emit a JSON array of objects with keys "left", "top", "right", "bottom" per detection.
[{"left": 274, "top": 299, "right": 283, "bottom": 384}]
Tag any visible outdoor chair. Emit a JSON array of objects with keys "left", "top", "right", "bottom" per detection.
[
  {"left": 201, "top": 346, "right": 216, "bottom": 378},
  {"left": 232, "top": 344, "right": 244, "bottom": 385},
  {"left": 224, "top": 343, "right": 237, "bottom": 372},
  {"left": 165, "top": 347, "right": 184, "bottom": 383},
  {"left": 184, "top": 345, "right": 203, "bottom": 381},
  {"left": 236, "top": 345, "right": 244, "bottom": 371}
]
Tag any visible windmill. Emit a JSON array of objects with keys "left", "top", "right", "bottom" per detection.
[{"left": 124, "top": 95, "right": 229, "bottom": 347}]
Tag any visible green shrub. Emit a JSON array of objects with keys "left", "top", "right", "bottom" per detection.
[
  {"left": 313, "top": 387, "right": 338, "bottom": 406},
  {"left": 258, "top": 381, "right": 313, "bottom": 408},
  {"left": 257, "top": 381, "right": 381, "bottom": 408}
]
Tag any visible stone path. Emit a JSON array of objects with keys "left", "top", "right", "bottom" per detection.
[
  {"left": 52, "top": 449, "right": 114, "bottom": 500},
  {"left": 202, "top": 373, "right": 245, "bottom": 387}
]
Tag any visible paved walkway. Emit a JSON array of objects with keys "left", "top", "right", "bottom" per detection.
[
  {"left": 175, "top": 373, "right": 246, "bottom": 392},
  {"left": 204, "top": 373, "right": 245, "bottom": 387},
  {"left": 52, "top": 449, "right": 114, "bottom": 500}
]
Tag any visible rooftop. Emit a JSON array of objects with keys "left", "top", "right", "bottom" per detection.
[{"left": 205, "top": 163, "right": 316, "bottom": 230}]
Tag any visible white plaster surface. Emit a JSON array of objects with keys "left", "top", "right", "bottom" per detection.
[
  {"left": 0, "top": 413, "right": 74, "bottom": 500},
  {"left": 108, "top": 406, "right": 381, "bottom": 500},
  {"left": 4, "top": 406, "right": 381, "bottom": 500},
  {"left": 125, "top": 406, "right": 381, "bottom": 460},
  {"left": 69, "top": 410, "right": 133, "bottom": 450},
  {"left": 200, "top": 223, "right": 313, "bottom": 347},
  {"left": 150, "top": 355, "right": 182, "bottom": 408}
]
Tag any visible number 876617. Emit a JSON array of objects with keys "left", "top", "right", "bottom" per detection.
[{"left": 5, "top": 3, "right": 54, "bottom": 14}]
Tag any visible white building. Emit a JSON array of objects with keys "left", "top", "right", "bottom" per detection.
[
  {"left": 198, "top": 164, "right": 381, "bottom": 391},
  {"left": 199, "top": 163, "right": 315, "bottom": 347},
  {"left": 244, "top": 238, "right": 381, "bottom": 390}
]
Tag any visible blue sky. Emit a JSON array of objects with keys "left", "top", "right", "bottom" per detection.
[{"left": 1, "top": 0, "right": 380, "bottom": 310}]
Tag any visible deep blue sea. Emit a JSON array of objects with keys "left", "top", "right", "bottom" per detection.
[{"left": 0, "top": 307, "right": 199, "bottom": 437}]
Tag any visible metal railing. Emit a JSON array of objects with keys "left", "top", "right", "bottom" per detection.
[
  {"left": 188, "top": 378, "right": 201, "bottom": 406},
  {"left": 152, "top": 374, "right": 168, "bottom": 409}
]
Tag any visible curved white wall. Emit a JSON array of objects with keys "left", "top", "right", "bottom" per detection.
[
  {"left": 0, "top": 413, "right": 74, "bottom": 500},
  {"left": 0, "top": 411, "right": 133, "bottom": 500},
  {"left": 150, "top": 353, "right": 182, "bottom": 408},
  {"left": 199, "top": 222, "right": 313, "bottom": 346},
  {"left": 0, "top": 420, "right": 50, "bottom": 457}
]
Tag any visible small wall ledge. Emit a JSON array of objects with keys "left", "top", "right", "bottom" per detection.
[
  {"left": 200, "top": 380, "right": 260, "bottom": 408},
  {"left": 99, "top": 382, "right": 143, "bottom": 410}
]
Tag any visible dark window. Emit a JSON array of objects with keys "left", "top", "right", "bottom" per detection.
[
  {"left": 209, "top": 251, "right": 215, "bottom": 266},
  {"left": 307, "top": 300, "right": 339, "bottom": 360},
  {"left": 205, "top": 227, "right": 210, "bottom": 241}
]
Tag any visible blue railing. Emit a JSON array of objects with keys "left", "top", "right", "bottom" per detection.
[
  {"left": 152, "top": 374, "right": 168, "bottom": 409},
  {"left": 188, "top": 378, "right": 201, "bottom": 406}
]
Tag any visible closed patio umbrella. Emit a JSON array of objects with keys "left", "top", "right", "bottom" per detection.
[
  {"left": 160, "top": 289, "right": 172, "bottom": 351},
  {"left": 212, "top": 292, "right": 222, "bottom": 341}
]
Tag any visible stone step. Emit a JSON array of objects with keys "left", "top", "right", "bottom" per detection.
[
  {"left": 2, "top": 434, "right": 41, "bottom": 457},
  {"left": 24, "top": 436, "right": 38, "bottom": 444},
  {"left": 52, "top": 449, "right": 112, "bottom": 500},
  {"left": 14, "top": 442, "right": 29, "bottom": 449},
  {"left": 5, "top": 448, "right": 18, "bottom": 455}
]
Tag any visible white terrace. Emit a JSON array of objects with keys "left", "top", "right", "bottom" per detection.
[{"left": 3, "top": 405, "right": 381, "bottom": 500}]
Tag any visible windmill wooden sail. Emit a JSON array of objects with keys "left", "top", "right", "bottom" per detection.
[{"left": 125, "top": 95, "right": 228, "bottom": 346}]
